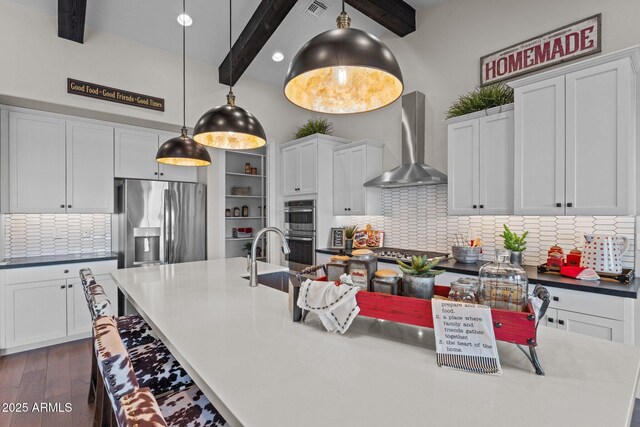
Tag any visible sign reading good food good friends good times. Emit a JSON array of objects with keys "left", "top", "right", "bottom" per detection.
[
  {"left": 480, "top": 14, "right": 601, "bottom": 86},
  {"left": 67, "top": 78, "right": 165, "bottom": 111}
]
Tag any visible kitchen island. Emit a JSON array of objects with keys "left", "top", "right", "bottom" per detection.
[{"left": 111, "top": 258, "right": 640, "bottom": 427}]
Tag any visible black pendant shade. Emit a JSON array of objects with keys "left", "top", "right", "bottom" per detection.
[
  {"left": 193, "top": 94, "right": 267, "bottom": 150},
  {"left": 284, "top": 11, "right": 403, "bottom": 114},
  {"left": 156, "top": 127, "right": 211, "bottom": 166}
]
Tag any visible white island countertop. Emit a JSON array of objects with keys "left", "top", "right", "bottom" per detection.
[{"left": 111, "top": 258, "right": 640, "bottom": 427}]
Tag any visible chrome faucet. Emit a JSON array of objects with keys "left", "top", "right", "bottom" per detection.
[{"left": 249, "top": 227, "right": 290, "bottom": 287}]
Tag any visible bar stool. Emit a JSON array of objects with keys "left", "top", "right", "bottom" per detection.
[{"left": 118, "top": 386, "right": 229, "bottom": 427}]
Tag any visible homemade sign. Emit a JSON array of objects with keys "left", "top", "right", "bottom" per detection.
[
  {"left": 480, "top": 14, "right": 601, "bottom": 86},
  {"left": 432, "top": 298, "right": 502, "bottom": 375},
  {"left": 67, "top": 78, "right": 165, "bottom": 111},
  {"left": 330, "top": 227, "right": 345, "bottom": 249}
]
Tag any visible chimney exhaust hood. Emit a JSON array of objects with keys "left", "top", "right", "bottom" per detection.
[{"left": 364, "top": 91, "right": 447, "bottom": 188}]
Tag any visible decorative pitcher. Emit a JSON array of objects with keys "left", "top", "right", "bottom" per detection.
[{"left": 580, "top": 234, "right": 630, "bottom": 274}]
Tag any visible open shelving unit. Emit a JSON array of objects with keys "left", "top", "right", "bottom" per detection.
[{"left": 224, "top": 150, "right": 267, "bottom": 260}]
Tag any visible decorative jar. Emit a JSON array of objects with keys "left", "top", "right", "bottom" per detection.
[
  {"left": 448, "top": 278, "right": 479, "bottom": 303},
  {"left": 478, "top": 249, "right": 528, "bottom": 312}
]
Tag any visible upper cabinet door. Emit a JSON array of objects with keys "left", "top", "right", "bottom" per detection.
[
  {"left": 479, "top": 111, "right": 514, "bottom": 215},
  {"left": 9, "top": 112, "right": 66, "bottom": 213},
  {"left": 514, "top": 76, "right": 565, "bottom": 215},
  {"left": 158, "top": 132, "right": 199, "bottom": 183},
  {"left": 281, "top": 145, "right": 299, "bottom": 196},
  {"left": 66, "top": 121, "right": 114, "bottom": 213},
  {"left": 115, "top": 128, "right": 159, "bottom": 180},
  {"left": 447, "top": 119, "right": 479, "bottom": 215},
  {"left": 333, "top": 149, "right": 349, "bottom": 215},
  {"left": 348, "top": 146, "right": 367, "bottom": 215},
  {"left": 297, "top": 140, "right": 317, "bottom": 194},
  {"left": 565, "top": 59, "right": 633, "bottom": 215}
]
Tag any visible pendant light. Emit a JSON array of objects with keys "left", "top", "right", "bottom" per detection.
[
  {"left": 156, "top": 0, "right": 211, "bottom": 167},
  {"left": 284, "top": 0, "right": 404, "bottom": 114},
  {"left": 193, "top": 0, "right": 266, "bottom": 150}
]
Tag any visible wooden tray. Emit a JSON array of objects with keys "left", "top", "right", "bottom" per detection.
[{"left": 537, "top": 264, "right": 635, "bottom": 285}]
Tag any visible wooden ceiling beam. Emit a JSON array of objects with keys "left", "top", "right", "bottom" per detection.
[
  {"left": 218, "top": 0, "right": 298, "bottom": 86},
  {"left": 345, "top": 0, "right": 416, "bottom": 37},
  {"left": 58, "top": 0, "right": 87, "bottom": 43}
]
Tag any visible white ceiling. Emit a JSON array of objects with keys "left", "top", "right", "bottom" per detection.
[{"left": 6, "top": 0, "right": 446, "bottom": 85}]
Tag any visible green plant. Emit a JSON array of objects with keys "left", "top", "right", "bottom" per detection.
[
  {"left": 500, "top": 224, "right": 528, "bottom": 252},
  {"left": 242, "top": 242, "right": 252, "bottom": 255},
  {"left": 446, "top": 83, "right": 514, "bottom": 119},
  {"left": 343, "top": 225, "right": 357, "bottom": 240},
  {"left": 397, "top": 256, "right": 444, "bottom": 277},
  {"left": 295, "top": 117, "right": 334, "bottom": 139}
]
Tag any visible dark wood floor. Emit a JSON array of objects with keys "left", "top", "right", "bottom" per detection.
[
  {"left": 1, "top": 339, "right": 640, "bottom": 426},
  {"left": 0, "top": 340, "right": 94, "bottom": 427}
]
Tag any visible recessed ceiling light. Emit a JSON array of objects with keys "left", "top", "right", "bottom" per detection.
[
  {"left": 177, "top": 13, "right": 193, "bottom": 27},
  {"left": 272, "top": 52, "right": 284, "bottom": 62}
]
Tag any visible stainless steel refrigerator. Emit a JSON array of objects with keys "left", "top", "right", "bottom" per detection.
[{"left": 115, "top": 179, "right": 206, "bottom": 312}]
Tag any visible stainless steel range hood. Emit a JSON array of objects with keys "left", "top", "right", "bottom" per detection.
[{"left": 364, "top": 91, "right": 447, "bottom": 188}]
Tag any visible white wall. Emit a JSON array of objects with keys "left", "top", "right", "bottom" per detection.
[
  {"left": 0, "top": 0, "right": 307, "bottom": 144},
  {"left": 326, "top": 0, "right": 640, "bottom": 174}
]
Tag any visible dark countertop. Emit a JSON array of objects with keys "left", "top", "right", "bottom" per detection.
[
  {"left": 0, "top": 252, "right": 118, "bottom": 270},
  {"left": 316, "top": 248, "right": 640, "bottom": 299}
]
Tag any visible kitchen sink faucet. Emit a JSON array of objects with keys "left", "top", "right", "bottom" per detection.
[{"left": 249, "top": 227, "right": 290, "bottom": 287}]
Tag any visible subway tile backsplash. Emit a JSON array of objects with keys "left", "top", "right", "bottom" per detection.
[
  {"left": 4, "top": 214, "right": 112, "bottom": 258},
  {"left": 340, "top": 186, "right": 636, "bottom": 268}
]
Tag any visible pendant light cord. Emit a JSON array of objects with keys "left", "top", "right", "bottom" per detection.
[
  {"left": 228, "top": 0, "right": 233, "bottom": 95},
  {"left": 342, "top": 0, "right": 345, "bottom": 13},
  {"left": 182, "top": 0, "right": 186, "bottom": 130}
]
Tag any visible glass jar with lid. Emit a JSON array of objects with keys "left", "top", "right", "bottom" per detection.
[
  {"left": 478, "top": 249, "right": 528, "bottom": 312},
  {"left": 448, "top": 278, "right": 479, "bottom": 303}
]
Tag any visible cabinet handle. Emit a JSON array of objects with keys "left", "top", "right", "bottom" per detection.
[
  {"left": 154, "top": 172, "right": 158, "bottom": 175},
  {"left": 552, "top": 296, "right": 559, "bottom": 302},
  {"left": 60, "top": 204, "right": 65, "bottom": 208},
  {"left": 68, "top": 284, "right": 73, "bottom": 288},
  {"left": 547, "top": 318, "right": 554, "bottom": 323},
  {"left": 556, "top": 203, "right": 562, "bottom": 208},
  {"left": 64, "top": 269, "right": 69, "bottom": 273},
  {"left": 160, "top": 173, "right": 164, "bottom": 176},
  {"left": 558, "top": 320, "right": 565, "bottom": 325},
  {"left": 68, "top": 205, "right": 72, "bottom": 208},
  {"left": 472, "top": 204, "right": 477, "bottom": 209},
  {"left": 479, "top": 205, "right": 484, "bottom": 209},
  {"left": 60, "top": 285, "right": 66, "bottom": 289},
  {"left": 566, "top": 202, "right": 573, "bottom": 208}
]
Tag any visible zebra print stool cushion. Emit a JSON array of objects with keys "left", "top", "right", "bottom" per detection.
[
  {"left": 128, "top": 341, "right": 193, "bottom": 396},
  {"left": 117, "top": 314, "right": 156, "bottom": 349},
  {"left": 94, "top": 317, "right": 139, "bottom": 413},
  {"left": 118, "top": 388, "right": 168, "bottom": 427},
  {"left": 157, "top": 384, "right": 229, "bottom": 427}
]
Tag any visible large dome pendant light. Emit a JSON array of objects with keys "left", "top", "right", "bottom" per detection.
[
  {"left": 156, "top": 0, "right": 211, "bottom": 167},
  {"left": 284, "top": 0, "right": 404, "bottom": 114},
  {"left": 193, "top": 0, "right": 266, "bottom": 150}
]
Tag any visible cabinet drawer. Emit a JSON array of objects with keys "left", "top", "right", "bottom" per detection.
[
  {"left": 4, "top": 260, "right": 117, "bottom": 285},
  {"left": 542, "top": 285, "right": 624, "bottom": 320}
]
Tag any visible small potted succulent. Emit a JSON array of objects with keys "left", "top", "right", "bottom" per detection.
[
  {"left": 343, "top": 225, "right": 357, "bottom": 252},
  {"left": 397, "top": 256, "right": 444, "bottom": 300},
  {"left": 500, "top": 224, "right": 528, "bottom": 265}
]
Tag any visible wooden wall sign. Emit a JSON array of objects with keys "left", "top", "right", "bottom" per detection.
[
  {"left": 480, "top": 14, "right": 601, "bottom": 86},
  {"left": 67, "top": 78, "right": 165, "bottom": 111}
]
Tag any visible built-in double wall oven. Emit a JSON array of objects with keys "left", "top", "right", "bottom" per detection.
[{"left": 284, "top": 199, "right": 315, "bottom": 271}]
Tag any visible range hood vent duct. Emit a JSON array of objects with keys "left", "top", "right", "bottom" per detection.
[{"left": 364, "top": 91, "right": 447, "bottom": 188}]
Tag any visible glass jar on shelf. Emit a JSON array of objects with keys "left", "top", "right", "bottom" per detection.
[
  {"left": 478, "top": 249, "right": 528, "bottom": 312},
  {"left": 448, "top": 278, "right": 479, "bottom": 303}
]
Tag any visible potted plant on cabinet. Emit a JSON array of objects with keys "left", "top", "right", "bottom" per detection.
[
  {"left": 397, "top": 256, "right": 444, "bottom": 300},
  {"left": 446, "top": 83, "right": 513, "bottom": 119},
  {"left": 500, "top": 224, "right": 528, "bottom": 265},
  {"left": 295, "top": 117, "right": 334, "bottom": 139},
  {"left": 343, "top": 225, "right": 357, "bottom": 251}
]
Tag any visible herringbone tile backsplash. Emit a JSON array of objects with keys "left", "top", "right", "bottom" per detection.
[
  {"left": 4, "top": 214, "right": 112, "bottom": 258},
  {"left": 341, "top": 186, "right": 636, "bottom": 268}
]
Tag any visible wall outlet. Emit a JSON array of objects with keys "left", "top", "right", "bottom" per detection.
[{"left": 54, "top": 228, "right": 64, "bottom": 239}]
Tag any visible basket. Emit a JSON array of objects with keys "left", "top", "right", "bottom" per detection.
[
  {"left": 451, "top": 246, "right": 481, "bottom": 263},
  {"left": 231, "top": 186, "right": 251, "bottom": 196}
]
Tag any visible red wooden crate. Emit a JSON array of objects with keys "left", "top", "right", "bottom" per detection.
[{"left": 355, "top": 284, "right": 538, "bottom": 347}]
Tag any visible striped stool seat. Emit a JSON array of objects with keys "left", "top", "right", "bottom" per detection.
[
  {"left": 128, "top": 341, "right": 194, "bottom": 396},
  {"left": 119, "top": 387, "right": 229, "bottom": 427}
]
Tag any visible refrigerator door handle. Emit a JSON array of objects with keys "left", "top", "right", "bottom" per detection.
[{"left": 164, "top": 189, "right": 171, "bottom": 263}]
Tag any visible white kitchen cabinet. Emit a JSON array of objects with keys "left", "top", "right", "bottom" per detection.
[
  {"left": 511, "top": 48, "right": 638, "bottom": 216},
  {"left": 542, "top": 308, "right": 624, "bottom": 343},
  {"left": 115, "top": 128, "right": 159, "bottom": 180},
  {"left": 66, "top": 273, "right": 118, "bottom": 336},
  {"left": 5, "top": 280, "right": 68, "bottom": 348},
  {"left": 282, "top": 139, "right": 317, "bottom": 196},
  {"left": 332, "top": 140, "right": 383, "bottom": 215},
  {"left": 9, "top": 111, "right": 67, "bottom": 213},
  {"left": 447, "top": 107, "right": 513, "bottom": 215},
  {"left": 66, "top": 121, "right": 114, "bottom": 213}
]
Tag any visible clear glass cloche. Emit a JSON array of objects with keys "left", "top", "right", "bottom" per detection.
[{"left": 478, "top": 249, "right": 528, "bottom": 312}]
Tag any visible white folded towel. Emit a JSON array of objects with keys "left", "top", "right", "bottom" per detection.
[{"left": 297, "top": 275, "right": 360, "bottom": 334}]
